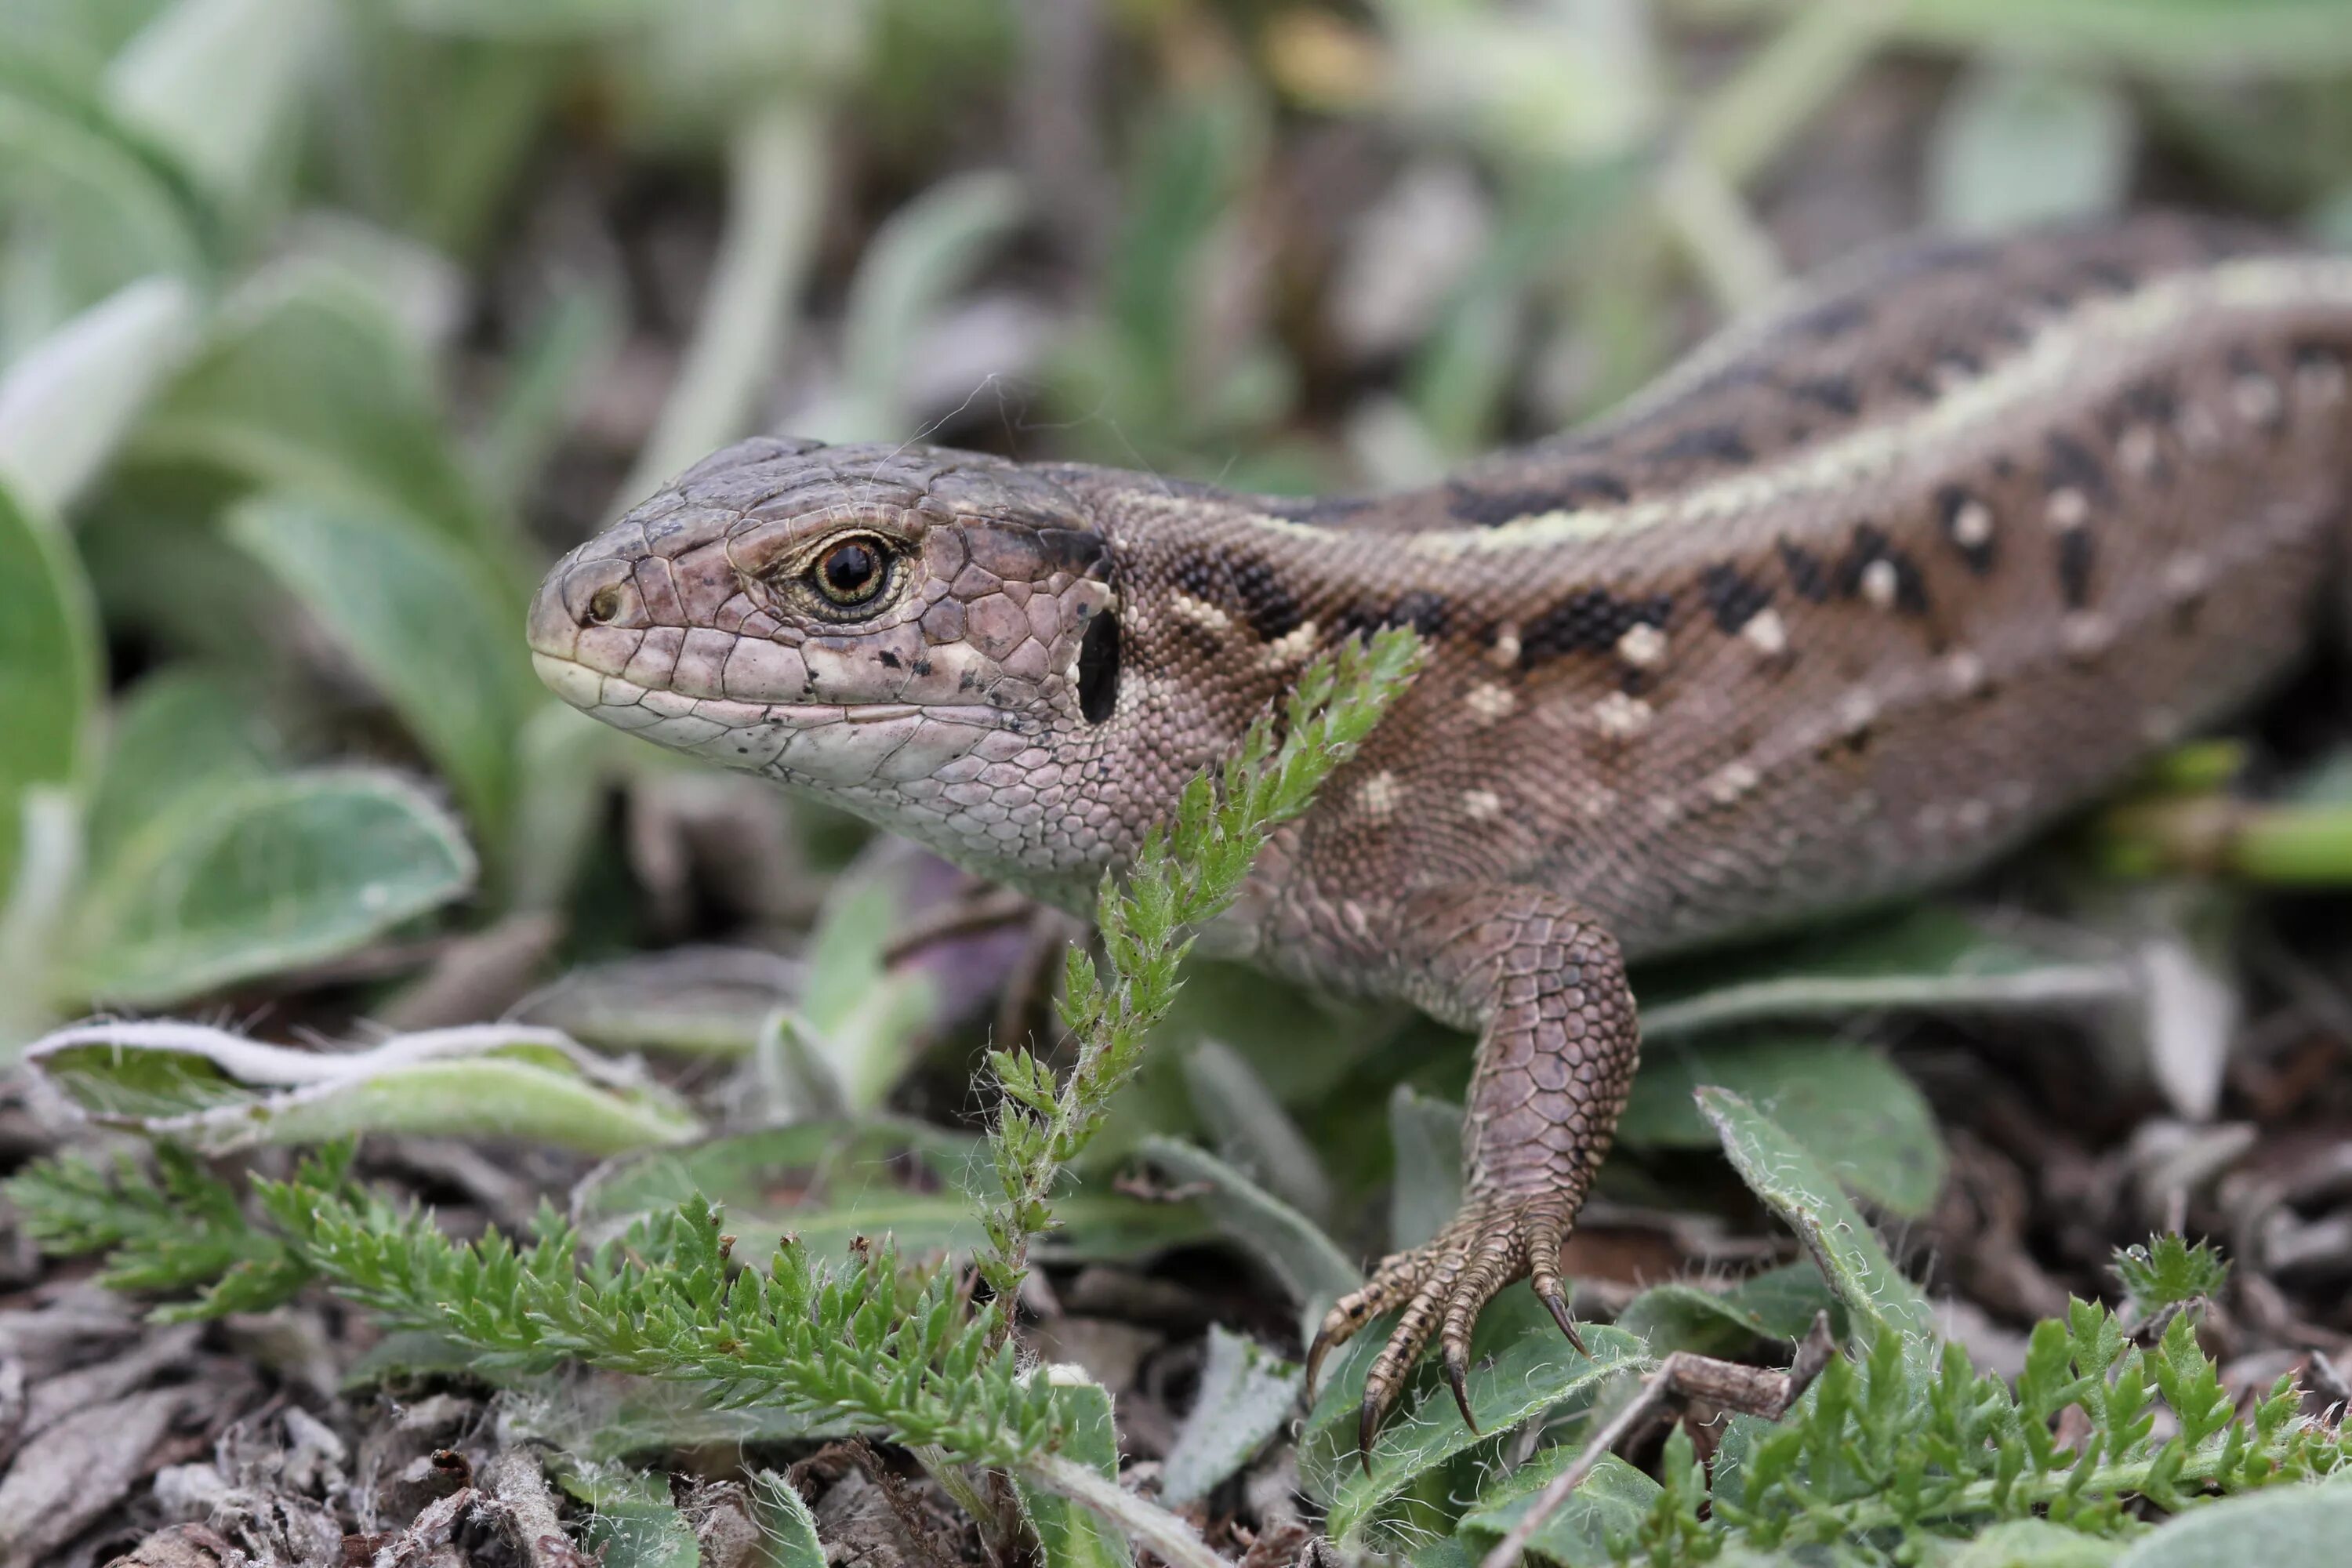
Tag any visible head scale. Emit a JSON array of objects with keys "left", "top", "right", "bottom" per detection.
[{"left": 527, "top": 438, "right": 1130, "bottom": 902}]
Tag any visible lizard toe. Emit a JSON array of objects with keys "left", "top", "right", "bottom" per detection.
[{"left": 1330, "top": 1190, "right": 1599, "bottom": 1456}]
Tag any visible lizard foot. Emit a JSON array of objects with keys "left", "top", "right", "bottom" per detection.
[{"left": 1305, "top": 1188, "right": 1586, "bottom": 1461}]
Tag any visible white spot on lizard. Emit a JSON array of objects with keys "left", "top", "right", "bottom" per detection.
[
  {"left": 1170, "top": 593, "right": 1231, "bottom": 633},
  {"left": 1259, "top": 619, "right": 1319, "bottom": 669},
  {"left": 1705, "top": 761, "right": 1761, "bottom": 805},
  {"left": 1615, "top": 622, "right": 1668, "bottom": 669},
  {"left": 1592, "top": 691, "right": 1653, "bottom": 739},
  {"left": 2060, "top": 610, "right": 2115, "bottom": 659},
  {"left": 1943, "top": 648, "right": 1987, "bottom": 699},
  {"left": 1355, "top": 771, "right": 1402, "bottom": 820},
  {"left": 1740, "top": 608, "right": 1788, "bottom": 657},
  {"left": 1950, "top": 499, "right": 1995, "bottom": 550},
  {"left": 1859, "top": 558, "right": 1900, "bottom": 610},
  {"left": 1465, "top": 682, "right": 1518, "bottom": 724}
]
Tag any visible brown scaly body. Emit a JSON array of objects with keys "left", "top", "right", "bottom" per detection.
[{"left": 528, "top": 213, "right": 2352, "bottom": 1440}]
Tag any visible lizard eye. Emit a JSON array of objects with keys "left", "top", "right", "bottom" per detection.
[{"left": 809, "top": 534, "right": 892, "bottom": 609}]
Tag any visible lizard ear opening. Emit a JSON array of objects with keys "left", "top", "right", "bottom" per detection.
[{"left": 1076, "top": 604, "right": 1120, "bottom": 724}]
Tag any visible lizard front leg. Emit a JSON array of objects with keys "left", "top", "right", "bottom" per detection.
[{"left": 1305, "top": 882, "right": 1639, "bottom": 1448}]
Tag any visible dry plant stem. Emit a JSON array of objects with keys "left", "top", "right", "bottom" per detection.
[
  {"left": 1017, "top": 1455, "right": 1225, "bottom": 1568},
  {"left": 881, "top": 886, "right": 1038, "bottom": 964},
  {"left": 1475, "top": 1313, "right": 1838, "bottom": 1568}
]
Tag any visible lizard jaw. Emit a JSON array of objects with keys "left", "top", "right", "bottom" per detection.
[{"left": 531, "top": 650, "right": 1018, "bottom": 786}]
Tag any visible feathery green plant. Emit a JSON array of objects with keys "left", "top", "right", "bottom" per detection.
[
  {"left": 6, "top": 1140, "right": 330, "bottom": 1316},
  {"left": 1615, "top": 1287, "right": 2345, "bottom": 1565},
  {"left": 2114, "top": 1233, "right": 2230, "bottom": 1318},
  {"left": 978, "top": 626, "right": 1425, "bottom": 1302}
]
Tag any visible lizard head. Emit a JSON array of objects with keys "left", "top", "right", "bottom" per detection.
[{"left": 527, "top": 437, "right": 1130, "bottom": 901}]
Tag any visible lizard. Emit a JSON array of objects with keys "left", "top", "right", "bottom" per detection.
[{"left": 525, "top": 211, "right": 2352, "bottom": 1445}]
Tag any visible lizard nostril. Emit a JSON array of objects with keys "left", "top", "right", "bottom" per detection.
[{"left": 585, "top": 586, "right": 626, "bottom": 625}]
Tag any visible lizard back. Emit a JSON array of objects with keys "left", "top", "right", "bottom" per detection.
[{"left": 1045, "top": 214, "right": 2352, "bottom": 969}]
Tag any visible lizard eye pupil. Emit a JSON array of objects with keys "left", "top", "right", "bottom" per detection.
[{"left": 814, "top": 538, "right": 887, "bottom": 605}]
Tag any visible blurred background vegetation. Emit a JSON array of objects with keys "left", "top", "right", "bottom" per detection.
[{"left": 12, "top": 0, "right": 2352, "bottom": 1559}]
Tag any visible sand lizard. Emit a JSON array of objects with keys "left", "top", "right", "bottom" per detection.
[{"left": 526, "top": 212, "right": 2352, "bottom": 1440}]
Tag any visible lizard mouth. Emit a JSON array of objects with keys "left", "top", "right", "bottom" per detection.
[{"left": 531, "top": 650, "right": 1012, "bottom": 771}]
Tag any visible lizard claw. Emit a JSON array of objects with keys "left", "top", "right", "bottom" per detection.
[
  {"left": 1309, "top": 1189, "right": 1587, "bottom": 1460},
  {"left": 1443, "top": 1343, "right": 1478, "bottom": 1434},
  {"left": 1537, "top": 1279, "right": 1588, "bottom": 1358}
]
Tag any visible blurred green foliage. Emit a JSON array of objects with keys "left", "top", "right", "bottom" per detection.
[{"left": 9, "top": 2, "right": 2352, "bottom": 1558}]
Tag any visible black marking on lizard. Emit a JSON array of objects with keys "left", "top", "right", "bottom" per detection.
[
  {"left": 1447, "top": 474, "right": 1634, "bottom": 526},
  {"left": 1699, "top": 563, "right": 1773, "bottom": 633},
  {"left": 1518, "top": 586, "right": 1675, "bottom": 666}
]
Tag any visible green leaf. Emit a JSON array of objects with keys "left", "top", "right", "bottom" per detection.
[
  {"left": 476, "top": 279, "right": 622, "bottom": 504},
  {"left": 1926, "top": 61, "right": 2135, "bottom": 234},
  {"left": 0, "top": 54, "right": 214, "bottom": 339},
  {"left": 776, "top": 867, "right": 937, "bottom": 1115},
  {"left": 1138, "top": 1134, "right": 1359, "bottom": 1327},
  {"left": 1181, "top": 1037, "right": 1333, "bottom": 1225},
  {"left": 1322, "top": 1323, "right": 1646, "bottom": 1546},
  {"left": 1160, "top": 1327, "right": 1302, "bottom": 1506},
  {"left": 106, "top": 0, "right": 324, "bottom": 210},
  {"left": 506, "top": 701, "right": 635, "bottom": 913},
  {"left": 227, "top": 494, "right": 533, "bottom": 841},
  {"left": 83, "top": 666, "right": 273, "bottom": 873},
  {"left": 0, "top": 274, "right": 199, "bottom": 514},
  {"left": 1386, "top": 1083, "right": 1463, "bottom": 1251},
  {"left": 2114, "top": 1487, "right": 2352, "bottom": 1567},
  {"left": 1408, "top": 1539, "right": 1478, "bottom": 1568},
  {"left": 1614, "top": 1261, "right": 1839, "bottom": 1358},
  {"left": 339, "top": 1330, "right": 485, "bottom": 1390},
  {"left": 514, "top": 944, "right": 797, "bottom": 1058},
  {"left": 24, "top": 1018, "right": 699, "bottom": 1155},
  {"left": 2114, "top": 1234, "right": 2230, "bottom": 1317},
  {"left": 1869, "top": 0, "right": 2352, "bottom": 76},
  {"left": 0, "top": 477, "right": 97, "bottom": 900},
  {"left": 1457, "top": 1449, "right": 1661, "bottom": 1568},
  {"left": 749, "top": 1472, "right": 826, "bottom": 1568},
  {"left": 1621, "top": 1038, "right": 1946, "bottom": 1218},
  {"left": 1636, "top": 904, "right": 2132, "bottom": 1040},
  {"left": 612, "top": 97, "right": 826, "bottom": 516},
  {"left": 1018, "top": 1369, "right": 1132, "bottom": 1568},
  {"left": 1697, "top": 1087, "right": 1934, "bottom": 1345},
  {"left": 1955, "top": 1520, "right": 2127, "bottom": 1567},
  {"left": 572, "top": 1121, "right": 1211, "bottom": 1263},
  {"left": 568, "top": 1466, "right": 700, "bottom": 1568},
  {"left": 134, "top": 264, "right": 510, "bottom": 562},
  {"left": 55, "top": 769, "right": 472, "bottom": 1005},
  {"left": 387, "top": 0, "right": 662, "bottom": 38},
  {"left": 802, "top": 170, "right": 1025, "bottom": 441}
]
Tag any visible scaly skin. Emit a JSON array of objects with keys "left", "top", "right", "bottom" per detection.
[{"left": 528, "top": 213, "right": 2352, "bottom": 1442}]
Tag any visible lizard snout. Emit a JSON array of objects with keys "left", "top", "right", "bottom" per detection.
[{"left": 528, "top": 554, "right": 640, "bottom": 658}]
